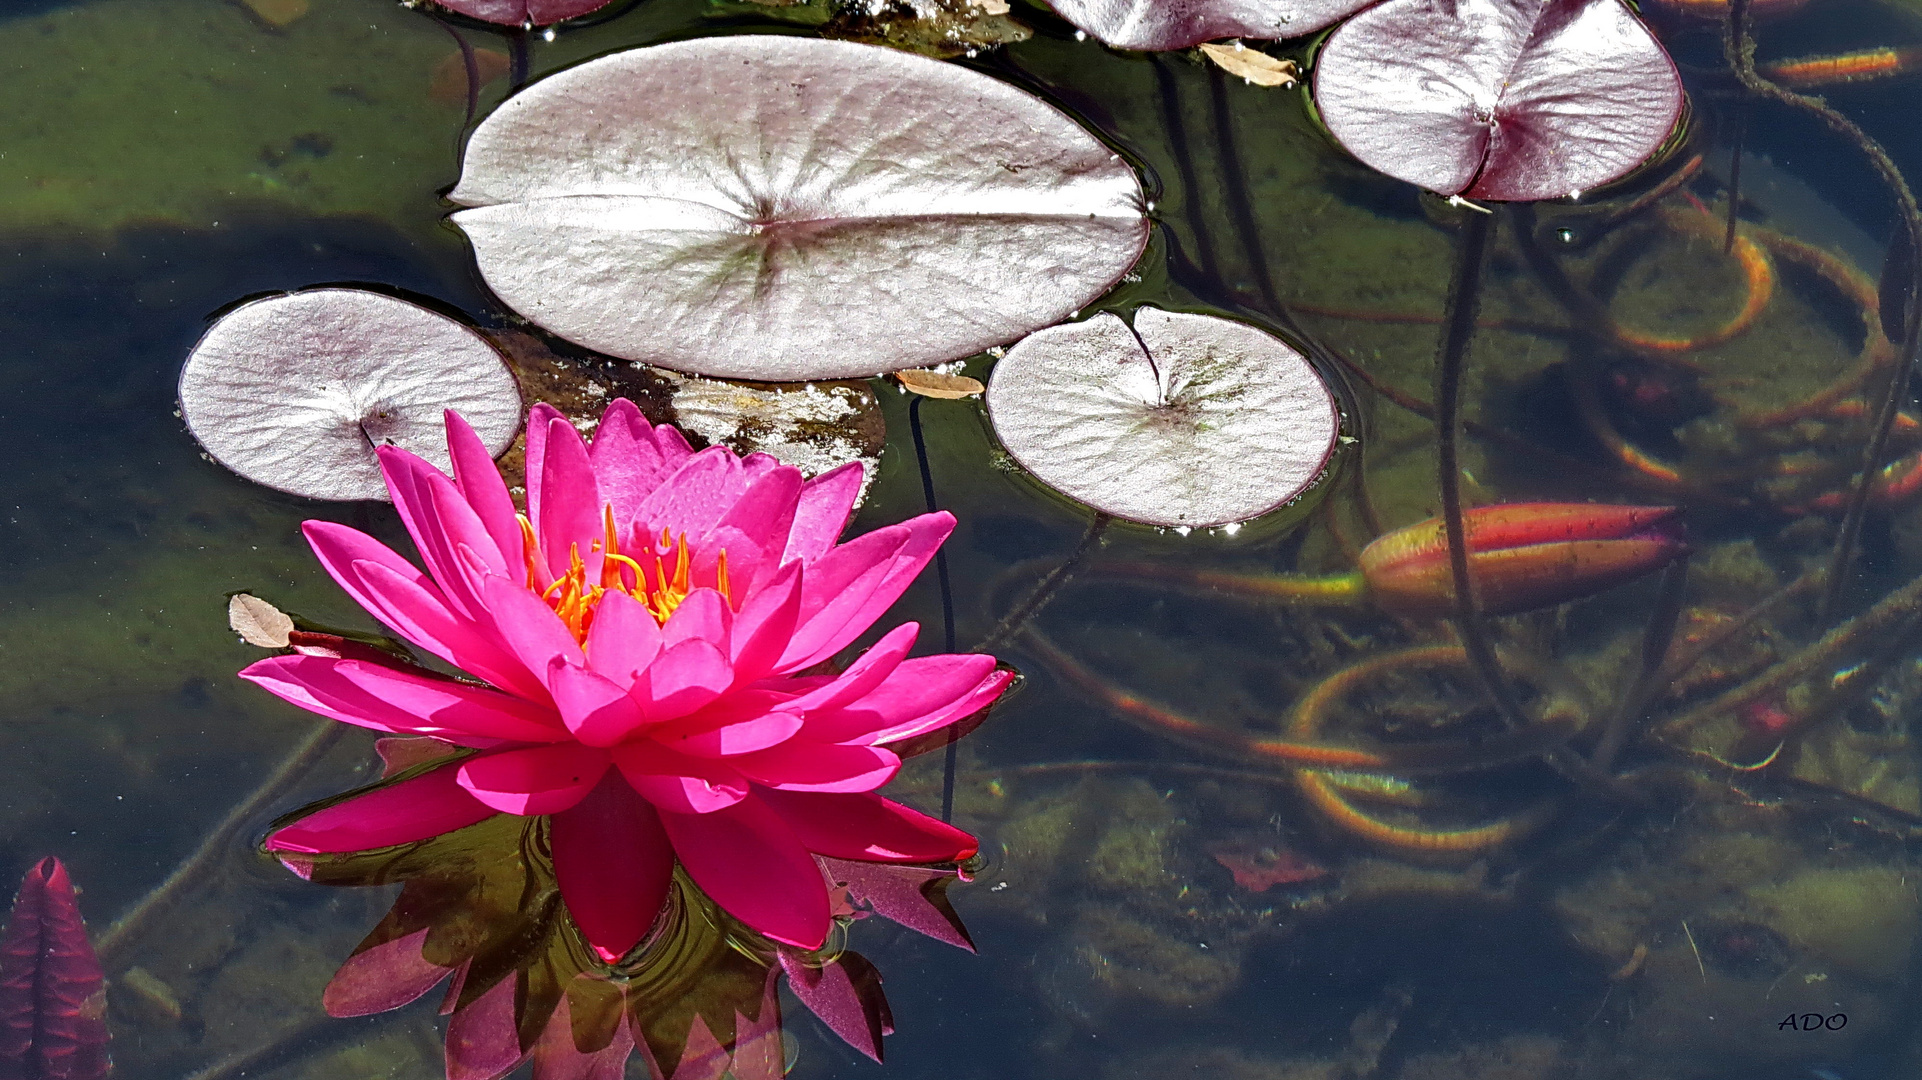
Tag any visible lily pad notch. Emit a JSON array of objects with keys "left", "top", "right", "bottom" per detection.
[
  {"left": 447, "top": 35, "right": 1150, "bottom": 381},
  {"left": 986, "top": 307, "right": 1340, "bottom": 527},
  {"left": 178, "top": 289, "right": 523, "bottom": 502}
]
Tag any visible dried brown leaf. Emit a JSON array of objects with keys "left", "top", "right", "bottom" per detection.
[
  {"left": 895, "top": 369, "right": 985, "bottom": 399},
  {"left": 1198, "top": 42, "right": 1299, "bottom": 87},
  {"left": 229, "top": 593, "right": 294, "bottom": 649}
]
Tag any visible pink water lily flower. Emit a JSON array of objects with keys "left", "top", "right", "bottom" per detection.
[{"left": 245, "top": 400, "right": 1011, "bottom": 957}]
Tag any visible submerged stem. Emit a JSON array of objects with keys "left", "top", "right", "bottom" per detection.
[
  {"left": 1434, "top": 211, "right": 1533, "bottom": 732},
  {"left": 974, "top": 514, "right": 1111, "bottom": 653},
  {"left": 1722, "top": 0, "right": 1922, "bottom": 618},
  {"left": 97, "top": 724, "right": 343, "bottom": 964},
  {"left": 907, "top": 396, "right": 961, "bottom": 823}
]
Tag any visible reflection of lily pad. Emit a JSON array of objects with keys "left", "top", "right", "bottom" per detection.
[
  {"left": 1046, "top": 0, "right": 1372, "bottom": 49},
  {"left": 432, "top": 0, "right": 611, "bottom": 26},
  {"left": 986, "top": 307, "right": 1337, "bottom": 527},
  {"left": 449, "top": 36, "right": 1148, "bottom": 381},
  {"left": 1312, "top": 0, "right": 1683, "bottom": 201},
  {"left": 178, "top": 290, "right": 521, "bottom": 501}
]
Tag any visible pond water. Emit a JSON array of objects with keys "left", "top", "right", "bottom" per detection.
[{"left": 5, "top": 0, "right": 1922, "bottom": 1078}]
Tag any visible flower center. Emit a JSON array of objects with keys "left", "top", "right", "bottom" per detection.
[{"left": 519, "top": 508, "right": 730, "bottom": 643}]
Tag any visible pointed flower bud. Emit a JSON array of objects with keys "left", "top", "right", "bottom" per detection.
[{"left": 1358, "top": 503, "right": 1686, "bottom": 618}]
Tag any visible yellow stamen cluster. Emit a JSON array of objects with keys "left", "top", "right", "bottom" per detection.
[{"left": 520, "top": 507, "right": 730, "bottom": 642}]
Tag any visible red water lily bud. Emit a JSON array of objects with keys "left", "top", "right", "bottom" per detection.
[{"left": 1358, "top": 503, "right": 1686, "bottom": 619}]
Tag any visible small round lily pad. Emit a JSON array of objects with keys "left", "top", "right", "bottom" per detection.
[
  {"left": 179, "top": 289, "right": 522, "bottom": 501},
  {"left": 986, "top": 307, "right": 1338, "bottom": 527}
]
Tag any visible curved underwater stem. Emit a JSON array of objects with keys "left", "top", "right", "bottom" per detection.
[
  {"left": 1723, "top": 0, "right": 1922, "bottom": 618},
  {"left": 1066, "top": 563, "right": 1367, "bottom": 606},
  {"left": 96, "top": 723, "right": 344, "bottom": 965}
]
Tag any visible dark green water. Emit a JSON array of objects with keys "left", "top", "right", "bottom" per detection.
[{"left": 7, "top": 0, "right": 1922, "bottom": 1078}]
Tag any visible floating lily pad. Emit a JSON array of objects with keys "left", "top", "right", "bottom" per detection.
[
  {"left": 1312, "top": 0, "right": 1683, "bottom": 201},
  {"left": 433, "top": 0, "right": 611, "bottom": 26},
  {"left": 449, "top": 36, "right": 1148, "bottom": 381},
  {"left": 985, "top": 307, "right": 1338, "bottom": 526},
  {"left": 178, "top": 290, "right": 522, "bottom": 501},
  {"left": 1046, "top": 0, "right": 1370, "bottom": 49}
]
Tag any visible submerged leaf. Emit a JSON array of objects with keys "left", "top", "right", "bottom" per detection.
[
  {"left": 1312, "top": 0, "right": 1683, "bottom": 201},
  {"left": 178, "top": 290, "right": 522, "bottom": 501},
  {"left": 986, "top": 307, "right": 1339, "bottom": 527},
  {"left": 450, "top": 36, "right": 1147, "bottom": 381},
  {"left": 0, "top": 858, "right": 110, "bottom": 1080},
  {"left": 1045, "top": 0, "right": 1370, "bottom": 49}
]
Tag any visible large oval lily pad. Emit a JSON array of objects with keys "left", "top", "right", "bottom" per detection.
[
  {"left": 1047, "top": 0, "right": 1372, "bottom": 49},
  {"left": 986, "top": 307, "right": 1338, "bottom": 526},
  {"left": 449, "top": 36, "right": 1148, "bottom": 381},
  {"left": 1312, "top": 0, "right": 1683, "bottom": 202},
  {"left": 178, "top": 289, "right": 522, "bottom": 501}
]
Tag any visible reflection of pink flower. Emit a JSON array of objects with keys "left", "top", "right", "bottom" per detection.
[{"left": 246, "top": 400, "right": 1010, "bottom": 956}]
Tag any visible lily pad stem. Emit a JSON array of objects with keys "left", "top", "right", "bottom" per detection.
[
  {"left": 1434, "top": 210, "right": 1532, "bottom": 734},
  {"left": 907, "top": 396, "right": 961, "bottom": 822},
  {"left": 974, "top": 514, "right": 1111, "bottom": 653}
]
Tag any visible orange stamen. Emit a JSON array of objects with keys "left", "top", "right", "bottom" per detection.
[{"left": 519, "top": 509, "right": 732, "bottom": 642}]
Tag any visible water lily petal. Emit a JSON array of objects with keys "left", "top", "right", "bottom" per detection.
[
  {"left": 757, "top": 789, "right": 976, "bottom": 862},
  {"left": 550, "top": 774, "right": 675, "bottom": 961},
  {"left": 779, "top": 622, "right": 918, "bottom": 714},
  {"left": 522, "top": 402, "right": 563, "bottom": 544},
  {"left": 378, "top": 445, "right": 503, "bottom": 617},
  {"left": 457, "top": 744, "right": 610, "bottom": 815},
  {"left": 323, "top": 928, "right": 453, "bottom": 1017},
  {"left": 801, "top": 654, "right": 999, "bottom": 743},
  {"left": 548, "top": 662, "right": 649, "bottom": 747},
  {"left": 648, "top": 691, "right": 804, "bottom": 758},
  {"left": 583, "top": 588, "right": 662, "bottom": 689},
  {"left": 867, "top": 668, "right": 1015, "bottom": 747},
  {"left": 327, "top": 658, "right": 564, "bottom": 741},
  {"left": 729, "top": 562, "right": 803, "bottom": 683},
  {"left": 784, "top": 462, "right": 864, "bottom": 566},
  {"left": 613, "top": 741, "right": 750, "bottom": 813},
  {"left": 658, "top": 796, "right": 829, "bottom": 949},
  {"left": 661, "top": 587, "right": 731, "bottom": 652},
  {"left": 447, "top": 409, "right": 525, "bottom": 576},
  {"left": 267, "top": 766, "right": 496, "bottom": 854},
  {"left": 634, "top": 446, "right": 745, "bottom": 544},
  {"left": 537, "top": 413, "right": 606, "bottom": 584},
  {"left": 634, "top": 638, "right": 733, "bottom": 721},
  {"left": 774, "top": 528, "right": 909, "bottom": 672},
  {"left": 242, "top": 655, "right": 495, "bottom": 746},
  {"left": 790, "top": 512, "right": 953, "bottom": 668},
  {"left": 590, "top": 398, "right": 689, "bottom": 532},
  {"left": 729, "top": 741, "right": 901, "bottom": 793},
  {"left": 446, "top": 975, "right": 525, "bottom": 1080},
  {"left": 482, "top": 576, "right": 586, "bottom": 690},
  {"left": 707, "top": 464, "right": 802, "bottom": 557}
]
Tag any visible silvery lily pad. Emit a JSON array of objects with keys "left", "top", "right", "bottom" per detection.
[
  {"left": 178, "top": 290, "right": 522, "bottom": 501},
  {"left": 1046, "top": 0, "right": 1371, "bottom": 49},
  {"left": 1312, "top": 0, "right": 1683, "bottom": 201},
  {"left": 986, "top": 307, "right": 1338, "bottom": 526},
  {"left": 434, "top": 0, "right": 611, "bottom": 26},
  {"left": 449, "top": 36, "right": 1148, "bottom": 381}
]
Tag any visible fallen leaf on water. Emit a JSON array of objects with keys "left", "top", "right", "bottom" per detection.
[
  {"left": 428, "top": 48, "right": 513, "bottom": 108},
  {"left": 1210, "top": 841, "right": 1328, "bottom": 892},
  {"left": 1198, "top": 42, "right": 1299, "bottom": 87},
  {"left": 241, "top": 0, "right": 309, "bottom": 27},
  {"left": 895, "top": 369, "right": 985, "bottom": 399},
  {"left": 228, "top": 593, "right": 294, "bottom": 648},
  {"left": 0, "top": 858, "right": 110, "bottom": 1080}
]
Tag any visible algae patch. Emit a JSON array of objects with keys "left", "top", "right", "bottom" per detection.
[{"left": 0, "top": 0, "right": 458, "bottom": 234}]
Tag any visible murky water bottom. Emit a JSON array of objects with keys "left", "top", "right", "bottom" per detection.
[{"left": 6, "top": 0, "right": 1922, "bottom": 1078}]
